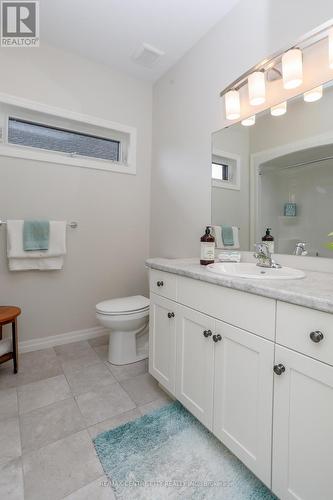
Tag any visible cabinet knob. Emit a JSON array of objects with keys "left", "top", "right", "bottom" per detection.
[
  {"left": 212, "top": 334, "right": 222, "bottom": 343},
  {"left": 273, "top": 364, "right": 286, "bottom": 375},
  {"left": 157, "top": 280, "right": 164, "bottom": 287},
  {"left": 203, "top": 329, "right": 212, "bottom": 338},
  {"left": 310, "top": 330, "right": 324, "bottom": 343},
  {"left": 167, "top": 312, "right": 175, "bottom": 319}
]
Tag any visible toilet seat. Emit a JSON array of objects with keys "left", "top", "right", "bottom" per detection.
[
  {"left": 96, "top": 295, "right": 149, "bottom": 316},
  {"left": 96, "top": 307, "right": 149, "bottom": 318}
]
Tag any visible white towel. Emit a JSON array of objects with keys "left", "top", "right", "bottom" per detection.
[
  {"left": 8, "top": 257, "right": 64, "bottom": 271},
  {"left": 7, "top": 220, "right": 67, "bottom": 258},
  {"left": 218, "top": 251, "right": 241, "bottom": 263},
  {"left": 211, "top": 226, "right": 223, "bottom": 248}
]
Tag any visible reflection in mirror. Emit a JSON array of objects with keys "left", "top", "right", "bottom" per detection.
[
  {"left": 212, "top": 80, "right": 333, "bottom": 258},
  {"left": 211, "top": 126, "right": 249, "bottom": 250}
]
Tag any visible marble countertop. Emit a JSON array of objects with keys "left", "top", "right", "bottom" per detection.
[{"left": 146, "top": 257, "right": 333, "bottom": 314}]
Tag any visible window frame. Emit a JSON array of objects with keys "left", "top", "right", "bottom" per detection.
[
  {"left": 212, "top": 160, "right": 230, "bottom": 181},
  {"left": 211, "top": 148, "right": 241, "bottom": 191},
  {"left": 0, "top": 93, "right": 137, "bottom": 175}
]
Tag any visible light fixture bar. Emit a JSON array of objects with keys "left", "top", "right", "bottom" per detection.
[{"left": 220, "top": 18, "right": 333, "bottom": 97}]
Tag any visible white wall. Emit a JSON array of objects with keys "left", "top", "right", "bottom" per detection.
[
  {"left": 0, "top": 44, "right": 152, "bottom": 342},
  {"left": 150, "top": 0, "right": 333, "bottom": 258}
]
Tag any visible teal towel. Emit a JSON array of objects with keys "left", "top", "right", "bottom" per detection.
[
  {"left": 221, "top": 225, "right": 234, "bottom": 246},
  {"left": 23, "top": 220, "right": 50, "bottom": 251}
]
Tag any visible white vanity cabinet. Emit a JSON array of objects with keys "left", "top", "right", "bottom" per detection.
[
  {"left": 149, "top": 269, "right": 275, "bottom": 486},
  {"left": 213, "top": 321, "right": 274, "bottom": 485},
  {"left": 148, "top": 266, "right": 333, "bottom": 499},
  {"left": 175, "top": 305, "right": 215, "bottom": 429},
  {"left": 149, "top": 293, "right": 176, "bottom": 394},
  {"left": 273, "top": 339, "right": 333, "bottom": 500}
]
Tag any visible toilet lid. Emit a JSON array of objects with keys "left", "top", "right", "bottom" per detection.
[{"left": 96, "top": 295, "right": 150, "bottom": 315}]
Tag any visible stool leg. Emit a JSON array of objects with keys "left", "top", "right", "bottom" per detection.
[{"left": 12, "top": 319, "right": 18, "bottom": 373}]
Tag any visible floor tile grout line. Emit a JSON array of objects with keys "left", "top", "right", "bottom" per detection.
[
  {"left": 86, "top": 407, "right": 142, "bottom": 437},
  {"left": 2, "top": 349, "right": 154, "bottom": 453},
  {"left": 16, "top": 373, "right": 73, "bottom": 415},
  {"left": 60, "top": 474, "right": 107, "bottom": 500},
  {"left": 20, "top": 428, "right": 92, "bottom": 459},
  {"left": 60, "top": 360, "right": 92, "bottom": 431},
  {"left": 18, "top": 393, "right": 75, "bottom": 418},
  {"left": 18, "top": 350, "right": 89, "bottom": 457},
  {"left": 59, "top": 358, "right": 136, "bottom": 431}
]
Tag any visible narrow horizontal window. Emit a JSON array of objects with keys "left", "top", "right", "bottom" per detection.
[
  {"left": 8, "top": 117, "right": 120, "bottom": 162},
  {"left": 212, "top": 161, "right": 229, "bottom": 181}
]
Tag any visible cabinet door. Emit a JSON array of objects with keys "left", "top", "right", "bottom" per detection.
[
  {"left": 213, "top": 321, "right": 274, "bottom": 487},
  {"left": 273, "top": 345, "right": 333, "bottom": 500},
  {"left": 149, "top": 293, "right": 176, "bottom": 395},
  {"left": 176, "top": 305, "right": 215, "bottom": 429}
]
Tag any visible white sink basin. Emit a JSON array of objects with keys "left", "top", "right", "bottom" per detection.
[{"left": 207, "top": 262, "right": 305, "bottom": 280}]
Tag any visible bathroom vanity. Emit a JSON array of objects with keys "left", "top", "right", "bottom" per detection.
[{"left": 147, "top": 258, "right": 333, "bottom": 500}]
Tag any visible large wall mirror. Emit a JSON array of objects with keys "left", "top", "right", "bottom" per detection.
[{"left": 212, "top": 80, "right": 333, "bottom": 258}]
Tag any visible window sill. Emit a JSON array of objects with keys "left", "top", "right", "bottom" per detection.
[
  {"left": 0, "top": 144, "right": 136, "bottom": 175},
  {"left": 212, "top": 179, "right": 240, "bottom": 190}
]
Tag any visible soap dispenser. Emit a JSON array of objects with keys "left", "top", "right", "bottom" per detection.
[
  {"left": 262, "top": 227, "right": 274, "bottom": 253},
  {"left": 200, "top": 226, "right": 215, "bottom": 265}
]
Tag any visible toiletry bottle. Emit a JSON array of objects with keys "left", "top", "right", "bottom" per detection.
[
  {"left": 262, "top": 227, "right": 274, "bottom": 253},
  {"left": 200, "top": 226, "right": 215, "bottom": 265}
]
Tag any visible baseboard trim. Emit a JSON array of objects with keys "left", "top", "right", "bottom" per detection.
[{"left": 19, "top": 326, "right": 108, "bottom": 353}]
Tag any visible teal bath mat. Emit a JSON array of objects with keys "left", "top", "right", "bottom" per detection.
[{"left": 93, "top": 401, "right": 276, "bottom": 500}]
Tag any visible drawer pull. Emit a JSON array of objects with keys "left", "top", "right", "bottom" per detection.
[
  {"left": 310, "top": 330, "right": 324, "bottom": 343},
  {"left": 212, "top": 334, "right": 222, "bottom": 343},
  {"left": 273, "top": 364, "right": 286, "bottom": 376},
  {"left": 203, "top": 330, "right": 212, "bottom": 338},
  {"left": 167, "top": 312, "right": 175, "bottom": 319},
  {"left": 157, "top": 281, "right": 164, "bottom": 287}
]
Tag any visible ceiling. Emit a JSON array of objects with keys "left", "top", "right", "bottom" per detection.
[{"left": 40, "top": 0, "right": 240, "bottom": 82}]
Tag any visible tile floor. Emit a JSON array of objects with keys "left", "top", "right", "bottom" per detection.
[{"left": 0, "top": 337, "right": 172, "bottom": 500}]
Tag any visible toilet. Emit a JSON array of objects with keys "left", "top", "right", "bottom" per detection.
[{"left": 96, "top": 295, "right": 149, "bottom": 365}]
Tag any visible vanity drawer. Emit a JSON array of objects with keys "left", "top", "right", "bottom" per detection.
[
  {"left": 177, "top": 276, "right": 275, "bottom": 340},
  {"left": 149, "top": 270, "right": 177, "bottom": 300},
  {"left": 276, "top": 301, "right": 333, "bottom": 366}
]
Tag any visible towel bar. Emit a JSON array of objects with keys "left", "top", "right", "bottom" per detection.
[{"left": 0, "top": 219, "right": 78, "bottom": 229}]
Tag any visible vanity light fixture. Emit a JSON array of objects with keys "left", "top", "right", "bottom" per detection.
[
  {"left": 220, "top": 21, "right": 333, "bottom": 123},
  {"left": 248, "top": 71, "right": 266, "bottom": 106},
  {"left": 241, "top": 115, "right": 256, "bottom": 126},
  {"left": 303, "top": 85, "right": 323, "bottom": 102},
  {"left": 271, "top": 101, "right": 287, "bottom": 116},
  {"left": 329, "top": 28, "right": 333, "bottom": 68},
  {"left": 282, "top": 49, "right": 303, "bottom": 89},
  {"left": 225, "top": 89, "right": 240, "bottom": 120}
]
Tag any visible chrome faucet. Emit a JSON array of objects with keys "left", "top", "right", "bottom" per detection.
[
  {"left": 254, "top": 243, "right": 281, "bottom": 268},
  {"left": 294, "top": 242, "right": 308, "bottom": 256}
]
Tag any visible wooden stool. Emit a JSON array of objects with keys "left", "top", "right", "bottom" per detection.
[{"left": 0, "top": 306, "right": 21, "bottom": 373}]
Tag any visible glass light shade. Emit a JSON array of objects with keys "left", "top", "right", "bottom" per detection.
[
  {"left": 225, "top": 90, "right": 240, "bottom": 120},
  {"left": 329, "top": 28, "right": 333, "bottom": 69},
  {"left": 241, "top": 115, "right": 256, "bottom": 126},
  {"left": 303, "top": 85, "right": 323, "bottom": 102},
  {"left": 282, "top": 49, "right": 303, "bottom": 89},
  {"left": 248, "top": 71, "right": 266, "bottom": 105},
  {"left": 271, "top": 101, "right": 287, "bottom": 116}
]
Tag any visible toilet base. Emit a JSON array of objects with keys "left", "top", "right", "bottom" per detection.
[{"left": 108, "top": 325, "right": 148, "bottom": 365}]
